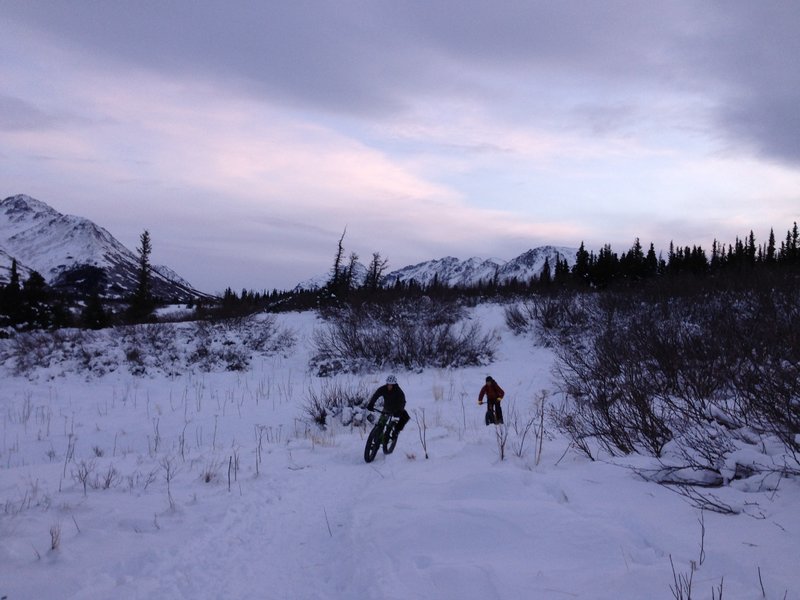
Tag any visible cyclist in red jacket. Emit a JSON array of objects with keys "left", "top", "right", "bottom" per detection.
[{"left": 478, "top": 375, "right": 505, "bottom": 425}]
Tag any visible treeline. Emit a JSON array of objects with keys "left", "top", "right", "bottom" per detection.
[
  {"left": 269, "top": 222, "right": 800, "bottom": 312},
  {"left": 2, "top": 222, "right": 799, "bottom": 329},
  {"left": 0, "top": 231, "right": 201, "bottom": 333},
  {"left": 569, "top": 223, "right": 800, "bottom": 288},
  {"left": 0, "top": 260, "right": 72, "bottom": 330}
]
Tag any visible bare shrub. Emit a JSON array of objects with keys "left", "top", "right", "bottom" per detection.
[
  {"left": 50, "top": 523, "right": 61, "bottom": 551},
  {"left": 72, "top": 460, "right": 97, "bottom": 496},
  {"left": 507, "top": 392, "right": 548, "bottom": 462},
  {"left": 551, "top": 283, "right": 800, "bottom": 484},
  {"left": 160, "top": 456, "right": 178, "bottom": 509},
  {"left": 10, "top": 330, "right": 64, "bottom": 374},
  {"left": 303, "top": 380, "right": 370, "bottom": 429},
  {"left": 121, "top": 323, "right": 181, "bottom": 376},
  {"left": 2, "top": 314, "right": 296, "bottom": 378},
  {"left": 91, "top": 464, "right": 121, "bottom": 490},
  {"left": 495, "top": 423, "right": 509, "bottom": 461},
  {"left": 311, "top": 300, "right": 497, "bottom": 375},
  {"left": 505, "top": 294, "right": 593, "bottom": 345},
  {"left": 413, "top": 408, "right": 429, "bottom": 459},
  {"left": 188, "top": 316, "right": 296, "bottom": 372},
  {"left": 201, "top": 457, "right": 224, "bottom": 484}
]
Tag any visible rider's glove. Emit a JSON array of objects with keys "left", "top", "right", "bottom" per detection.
[
  {"left": 497, "top": 396, "right": 503, "bottom": 402},
  {"left": 478, "top": 400, "right": 483, "bottom": 405}
]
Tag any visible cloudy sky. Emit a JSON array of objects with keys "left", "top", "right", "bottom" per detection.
[{"left": 2, "top": 1, "right": 799, "bottom": 293}]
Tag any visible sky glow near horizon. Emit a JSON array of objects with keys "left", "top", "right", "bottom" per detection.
[{"left": 1, "top": 1, "right": 799, "bottom": 293}]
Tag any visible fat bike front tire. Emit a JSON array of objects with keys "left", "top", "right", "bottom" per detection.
[
  {"left": 364, "top": 425, "right": 382, "bottom": 463},
  {"left": 382, "top": 427, "right": 398, "bottom": 454}
]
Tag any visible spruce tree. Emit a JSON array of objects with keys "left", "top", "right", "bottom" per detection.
[
  {"left": 82, "top": 290, "right": 109, "bottom": 329},
  {"left": 766, "top": 228, "right": 776, "bottom": 264},
  {"left": 540, "top": 257, "right": 552, "bottom": 285},
  {"left": 572, "top": 242, "right": 591, "bottom": 284},
  {"left": 0, "top": 259, "right": 22, "bottom": 326},
  {"left": 127, "top": 230, "right": 155, "bottom": 322}
]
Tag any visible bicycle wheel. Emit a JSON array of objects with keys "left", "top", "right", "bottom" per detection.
[
  {"left": 364, "top": 424, "right": 382, "bottom": 463},
  {"left": 382, "top": 425, "right": 398, "bottom": 454}
]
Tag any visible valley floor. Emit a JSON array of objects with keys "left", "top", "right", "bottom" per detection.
[{"left": 1, "top": 306, "right": 798, "bottom": 599}]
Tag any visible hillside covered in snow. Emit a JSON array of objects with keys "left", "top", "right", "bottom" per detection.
[{"left": 0, "top": 194, "right": 208, "bottom": 300}]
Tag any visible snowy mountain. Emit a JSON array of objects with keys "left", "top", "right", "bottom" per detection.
[
  {"left": 388, "top": 246, "right": 577, "bottom": 287},
  {"left": 0, "top": 194, "right": 209, "bottom": 300},
  {"left": 295, "top": 246, "right": 576, "bottom": 291},
  {"left": 384, "top": 256, "right": 505, "bottom": 288},
  {"left": 496, "top": 246, "right": 576, "bottom": 282}
]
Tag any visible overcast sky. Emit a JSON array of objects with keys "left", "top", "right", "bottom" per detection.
[{"left": 2, "top": 1, "right": 799, "bottom": 293}]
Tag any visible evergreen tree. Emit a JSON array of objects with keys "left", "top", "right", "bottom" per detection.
[
  {"left": 127, "top": 230, "right": 155, "bottom": 322},
  {"left": 82, "top": 290, "right": 109, "bottom": 329},
  {"left": 592, "top": 244, "right": 619, "bottom": 287},
  {"left": 0, "top": 259, "right": 22, "bottom": 326},
  {"left": 321, "top": 228, "right": 349, "bottom": 305},
  {"left": 21, "top": 270, "right": 50, "bottom": 328},
  {"left": 540, "top": 257, "right": 552, "bottom": 285},
  {"left": 746, "top": 231, "right": 757, "bottom": 264},
  {"left": 572, "top": 242, "right": 591, "bottom": 285},
  {"left": 344, "top": 251, "right": 359, "bottom": 294},
  {"left": 764, "top": 228, "right": 776, "bottom": 264},
  {"left": 645, "top": 243, "right": 659, "bottom": 277},
  {"left": 329, "top": 229, "right": 346, "bottom": 292},
  {"left": 554, "top": 256, "right": 571, "bottom": 284}
]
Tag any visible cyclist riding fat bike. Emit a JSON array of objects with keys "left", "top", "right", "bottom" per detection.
[
  {"left": 367, "top": 375, "right": 410, "bottom": 439},
  {"left": 478, "top": 375, "right": 505, "bottom": 425}
]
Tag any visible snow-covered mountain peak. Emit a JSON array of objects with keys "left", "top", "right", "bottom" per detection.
[
  {"left": 0, "top": 194, "right": 208, "bottom": 299},
  {"left": 381, "top": 247, "right": 576, "bottom": 289}
]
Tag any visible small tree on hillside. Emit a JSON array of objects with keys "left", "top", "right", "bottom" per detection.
[
  {"left": 82, "top": 290, "right": 110, "bottom": 329},
  {"left": 127, "top": 230, "right": 155, "bottom": 322},
  {"left": 540, "top": 257, "right": 552, "bottom": 285},
  {"left": 0, "top": 258, "right": 22, "bottom": 325}
]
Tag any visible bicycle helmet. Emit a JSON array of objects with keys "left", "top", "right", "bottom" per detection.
[{"left": 386, "top": 374, "right": 397, "bottom": 385}]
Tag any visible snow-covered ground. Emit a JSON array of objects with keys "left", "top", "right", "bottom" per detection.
[{"left": 1, "top": 305, "right": 797, "bottom": 599}]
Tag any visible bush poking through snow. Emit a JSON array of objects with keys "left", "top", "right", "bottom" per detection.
[
  {"left": 311, "top": 300, "right": 498, "bottom": 376},
  {"left": 49, "top": 524, "right": 61, "bottom": 552},
  {"left": 0, "top": 315, "right": 296, "bottom": 378},
  {"left": 544, "top": 285, "right": 800, "bottom": 486},
  {"left": 303, "top": 380, "right": 370, "bottom": 429}
]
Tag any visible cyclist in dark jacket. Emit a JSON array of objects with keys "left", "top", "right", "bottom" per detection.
[
  {"left": 367, "top": 375, "right": 410, "bottom": 438},
  {"left": 478, "top": 375, "right": 505, "bottom": 425}
]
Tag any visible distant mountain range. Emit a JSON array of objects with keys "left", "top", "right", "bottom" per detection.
[
  {"left": 0, "top": 194, "right": 210, "bottom": 300},
  {"left": 2, "top": 193, "right": 577, "bottom": 301},
  {"left": 295, "top": 246, "right": 577, "bottom": 291}
]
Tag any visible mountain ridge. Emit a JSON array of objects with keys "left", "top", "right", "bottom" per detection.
[
  {"left": 0, "top": 194, "right": 209, "bottom": 300},
  {"left": 295, "top": 245, "right": 577, "bottom": 291},
  {"left": 3, "top": 194, "right": 577, "bottom": 299}
]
